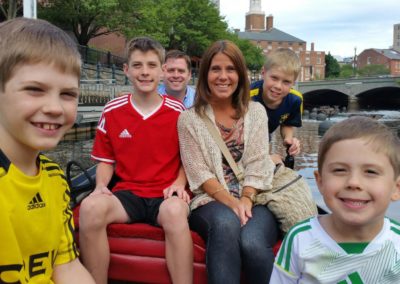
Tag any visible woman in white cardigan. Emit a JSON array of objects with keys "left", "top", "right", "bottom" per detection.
[{"left": 178, "top": 40, "right": 278, "bottom": 284}]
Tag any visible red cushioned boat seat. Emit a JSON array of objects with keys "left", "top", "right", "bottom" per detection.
[{"left": 73, "top": 206, "right": 282, "bottom": 283}]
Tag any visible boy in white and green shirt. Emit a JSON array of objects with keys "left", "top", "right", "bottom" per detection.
[{"left": 271, "top": 116, "right": 400, "bottom": 283}]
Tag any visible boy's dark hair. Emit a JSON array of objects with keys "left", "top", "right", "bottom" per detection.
[
  {"left": 125, "top": 36, "right": 165, "bottom": 65},
  {"left": 165, "top": 50, "right": 191, "bottom": 71},
  {"left": 318, "top": 116, "right": 400, "bottom": 177},
  {"left": 194, "top": 40, "right": 249, "bottom": 118},
  {"left": 0, "top": 17, "right": 81, "bottom": 91}
]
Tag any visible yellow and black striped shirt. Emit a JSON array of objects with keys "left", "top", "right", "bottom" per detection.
[{"left": 0, "top": 150, "right": 78, "bottom": 283}]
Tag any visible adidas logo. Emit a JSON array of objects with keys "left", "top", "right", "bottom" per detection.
[
  {"left": 27, "top": 193, "right": 46, "bottom": 210},
  {"left": 119, "top": 129, "right": 132, "bottom": 138}
]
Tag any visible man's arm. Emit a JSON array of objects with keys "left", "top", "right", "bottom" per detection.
[{"left": 53, "top": 258, "right": 95, "bottom": 284}]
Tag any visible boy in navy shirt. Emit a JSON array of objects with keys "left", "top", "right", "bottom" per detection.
[{"left": 250, "top": 48, "right": 302, "bottom": 164}]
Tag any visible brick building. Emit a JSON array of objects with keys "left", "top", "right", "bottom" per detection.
[
  {"left": 357, "top": 48, "right": 400, "bottom": 76},
  {"left": 89, "top": 29, "right": 126, "bottom": 58},
  {"left": 237, "top": 0, "right": 325, "bottom": 81}
]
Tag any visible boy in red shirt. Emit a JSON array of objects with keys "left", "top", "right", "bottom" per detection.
[{"left": 79, "top": 37, "right": 193, "bottom": 284}]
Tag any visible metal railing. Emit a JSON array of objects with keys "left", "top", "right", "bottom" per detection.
[{"left": 78, "top": 45, "right": 125, "bottom": 69}]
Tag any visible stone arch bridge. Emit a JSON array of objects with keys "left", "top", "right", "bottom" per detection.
[{"left": 297, "top": 76, "right": 400, "bottom": 111}]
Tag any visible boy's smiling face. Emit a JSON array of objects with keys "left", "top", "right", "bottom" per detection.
[
  {"left": 124, "top": 50, "right": 162, "bottom": 97},
  {"left": 262, "top": 67, "right": 295, "bottom": 108},
  {"left": 315, "top": 138, "right": 400, "bottom": 240},
  {"left": 0, "top": 62, "right": 79, "bottom": 157}
]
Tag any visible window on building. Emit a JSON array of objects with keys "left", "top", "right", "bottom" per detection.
[
  {"left": 367, "top": 57, "right": 371, "bottom": 65},
  {"left": 317, "top": 57, "right": 321, "bottom": 64}
]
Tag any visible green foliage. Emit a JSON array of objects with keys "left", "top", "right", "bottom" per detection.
[
  {"left": 38, "top": 0, "right": 263, "bottom": 69},
  {"left": 339, "top": 64, "right": 354, "bottom": 78},
  {"left": 124, "top": 0, "right": 229, "bottom": 58},
  {"left": 357, "top": 64, "right": 390, "bottom": 76},
  {"left": 230, "top": 35, "right": 264, "bottom": 71},
  {"left": 38, "top": 0, "right": 141, "bottom": 46},
  {"left": 325, "top": 53, "right": 340, "bottom": 78},
  {"left": 0, "top": 0, "right": 22, "bottom": 20}
]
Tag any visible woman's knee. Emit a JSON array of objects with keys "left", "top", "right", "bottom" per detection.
[
  {"left": 240, "top": 206, "right": 279, "bottom": 250},
  {"left": 192, "top": 203, "right": 241, "bottom": 238}
]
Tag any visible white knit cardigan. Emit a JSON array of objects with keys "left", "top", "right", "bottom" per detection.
[{"left": 178, "top": 101, "right": 275, "bottom": 210}]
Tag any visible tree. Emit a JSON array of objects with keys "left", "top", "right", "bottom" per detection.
[
  {"left": 325, "top": 53, "right": 340, "bottom": 78},
  {"left": 38, "top": 0, "right": 142, "bottom": 46},
  {"left": 230, "top": 36, "right": 264, "bottom": 71},
  {"left": 339, "top": 64, "right": 354, "bottom": 78},
  {"left": 124, "top": 0, "right": 229, "bottom": 58},
  {"left": 0, "top": 0, "right": 22, "bottom": 21},
  {"left": 357, "top": 64, "right": 390, "bottom": 77},
  {"left": 38, "top": 0, "right": 262, "bottom": 69}
]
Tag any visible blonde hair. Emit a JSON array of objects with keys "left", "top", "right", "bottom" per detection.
[
  {"left": 264, "top": 48, "right": 301, "bottom": 81},
  {"left": 318, "top": 116, "right": 400, "bottom": 177},
  {"left": 194, "top": 40, "right": 249, "bottom": 118},
  {"left": 0, "top": 18, "right": 81, "bottom": 91}
]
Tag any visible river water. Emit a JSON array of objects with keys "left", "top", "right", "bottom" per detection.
[{"left": 45, "top": 110, "right": 400, "bottom": 220}]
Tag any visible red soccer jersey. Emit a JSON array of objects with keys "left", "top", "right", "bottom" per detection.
[{"left": 91, "top": 94, "right": 185, "bottom": 198}]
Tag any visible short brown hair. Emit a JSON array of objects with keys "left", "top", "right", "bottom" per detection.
[
  {"left": 0, "top": 17, "right": 81, "bottom": 91},
  {"left": 165, "top": 50, "right": 191, "bottom": 71},
  {"left": 125, "top": 36, "right": 165, "bottom": 65},
  {"left": 264, "top": 48, "right": 301, "bottom": 81},
  {"left": 194, "top": 40, "right": 249, "bottom": 118},
  {"left": 318, "top": 116, "right": 400, "bottom": 177}
]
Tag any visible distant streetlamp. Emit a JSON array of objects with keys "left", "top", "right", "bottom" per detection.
[{"left": 353, "top": 46, "right": 357, "bottom": 77}]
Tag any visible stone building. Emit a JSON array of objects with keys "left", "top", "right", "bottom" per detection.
[{"left": 237, "top": 0, "right": 325, "bottom": 81}]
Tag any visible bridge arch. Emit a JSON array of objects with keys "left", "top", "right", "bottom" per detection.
[
  {"left": 303, "top": 89, "right": 348, "bottom": 110},
  {"left": 357, "top": 86, "right": 400, "bottom": 110}
]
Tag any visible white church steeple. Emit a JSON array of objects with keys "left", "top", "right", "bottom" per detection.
[
  {"left": 249, "top": 0, "right": 262, "bottom": 12},
  {"left": 245, "top": 0, "right": 265, "bottom": 31}
]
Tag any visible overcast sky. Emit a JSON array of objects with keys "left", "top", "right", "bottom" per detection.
[{"left": 219, "top": 0, "right": 399, "bottom": 58}]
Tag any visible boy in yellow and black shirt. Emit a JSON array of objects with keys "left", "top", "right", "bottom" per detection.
[
  {"left": 250, "top": 48, "right": 302, "bottom": 164},
  {"left": 0, "top": 18, "right": 94, "bottom": 283}
]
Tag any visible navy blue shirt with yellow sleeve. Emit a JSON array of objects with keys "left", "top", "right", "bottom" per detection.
[{"left": 250, "top": 80, "right": 303, "bottom": 134}]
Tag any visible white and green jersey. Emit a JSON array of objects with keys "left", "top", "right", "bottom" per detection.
[{"left": 271, "top": 217, "right": 400, "bottom": 284}]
